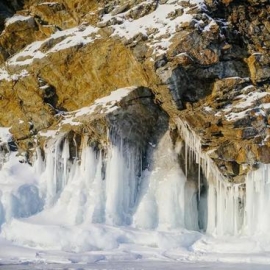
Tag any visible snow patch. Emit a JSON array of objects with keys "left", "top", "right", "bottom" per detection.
[
  {"left": 8, "top": 25, "right": 99, "bottom": 67},
  {"left": 0, "top": 128, "right": 11, "bottom": 144},
  {"left": 5, "top": 15, "right": 32, "bottom": 27},
  {"left": 101, "top": 1, "right": 201, "bottom": 56}
]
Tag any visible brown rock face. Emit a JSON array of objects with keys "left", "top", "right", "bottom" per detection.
[
  {"left": 0, "top": 17, "right": 40, "bottom": 63},
  {"left": 247, "top": 54, "right": 270, "bottom": 84},
  {"left": 0, "top": 35, "right": 149, "bottom": 144}
]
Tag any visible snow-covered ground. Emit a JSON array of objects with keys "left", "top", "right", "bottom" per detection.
[
  {"left": 0, "top": 261, "right": 270, "bottom": 270},
  {"left": 1, "top": 233, "right": 270, "bottom": 267}
]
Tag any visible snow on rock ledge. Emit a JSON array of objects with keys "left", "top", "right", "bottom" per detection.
[{"left": 37, "top": 86, "right": 167, "bottom": 146}]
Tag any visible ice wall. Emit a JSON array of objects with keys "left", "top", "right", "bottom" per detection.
[
  {"left": 34, "top": 134, "right": 138, "bottom": 226},
  {"left": 29, "top": 130, "right": 192, "bottom": 229},
  {"left": 1, "top": 114, "right": 270, "bottom": 251},
  {"left": 204, "top": 164, "right": 270, "bottom": 237},
  {"left": 33, "top": 119, "right": 269, "bottom": 237}
]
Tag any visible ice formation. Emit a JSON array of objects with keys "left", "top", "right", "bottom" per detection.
[
  {"left": 1, "top": 94, "right": 270, "bottom": 255},
  {"left": 133, "top": 131, "right": 188, "bottom": 230},
  {"left": 244, "top": 164, "right": 270, "bottom": 235},
  {"left": 176, "top": 119, "right": 269, "bottom": 237},
  {"left": 0, "top": 119, "right": 192, "bottom": 239},
  {"left": 15, "top": 130, "right": 189, "bottom": 229}
]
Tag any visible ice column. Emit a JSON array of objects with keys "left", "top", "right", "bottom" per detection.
[
  {"left": 105, "top": 141, "right": 139, "bottom": 226},
  {"left": 38, "top": 137, "right": 64, "bottom": 206},
  {"left": 61, "top": 138, "right": 70, "bottom": 187},
  {"left": 133, "top": 131, "right": 188, "bottom": 230},
  {"left": 245, "top": 164, "right": 270, "bottom": 235}
]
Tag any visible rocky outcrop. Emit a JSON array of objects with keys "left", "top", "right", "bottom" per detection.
[{"left": 0, "top": 0, "right": 269, "bottom": 184}]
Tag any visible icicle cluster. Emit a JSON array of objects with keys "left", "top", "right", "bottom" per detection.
[
  {"left": 34, "top": 134, "right": 142, "bottom": 226},
  {"left": 177, "top": 119, "right": 227, "bottom": 186},
  {"left": 207, "top": 181, "right": 245, "bottom": 235},
  {"left": 32, "top": 130, "right": 194, "bottom": 230},
  {"left": 1, "top": 118, "right": 270, "bottom": 241},
  {"left": 177, "top": 119, "right": 246, "bottom": 235}
]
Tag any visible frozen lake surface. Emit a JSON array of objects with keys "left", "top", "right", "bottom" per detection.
[{"left": 0, "top": 261, "right": 269, "bottom": 270}]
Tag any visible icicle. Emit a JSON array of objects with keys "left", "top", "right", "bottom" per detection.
[
  {"left": 33, "top": 147, "right": 44, "bottom": 175},
  {"left": 198, "top": 150, "right": 201, "bottom": 201},
  {"left": 105, "top": 144, "right": 123, "bottom": 225},
  {"left": 216, "top": 181, "right": 222, "bottom": 235},
  {"left": 206, "top": 184, "right": 216, "bottom": 234},
  {"left": 233, "top": 186, "right": 237, "bottom": 234},
  {"left": 189, "top": 149, "right": 191, "bottom": 165},
  {"left": 90, "top": 151, "right": 106, "bottom": 223},
  {"left": 266, "top": 164, "right": 270, "bottom": 184},
  {"left": 62, "top": 138, "right": 70, "bottom": 187},
  {"left": 73, "top": 135, "right": 78, "bottom": 160},
  {"left": 185, "top": 141, "right": 188, "bottom": 177}
]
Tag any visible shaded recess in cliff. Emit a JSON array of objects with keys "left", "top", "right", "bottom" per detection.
[{"left": 166, "top": 59, "right": 249, "bottom": 109}]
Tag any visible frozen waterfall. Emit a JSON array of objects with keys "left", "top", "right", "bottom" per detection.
[{"left": 31, "top": 131, "right": 191, "bottom": 229}]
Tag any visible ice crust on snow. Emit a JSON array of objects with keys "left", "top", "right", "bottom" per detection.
[
  {"left": 0, "top": 69, "right": 11, "bottom": 81},
  {"left": 56, "top": 87, "right": 135, "bottom": 128},
  {"left": 0, "top": 128, "right": 11, "bottom": 144},
  {"left": 0, "top": 68, "right": 30, "bottom": 82},
  {"left": 224, "top": 91, "right": 270, "bottom": 121}
]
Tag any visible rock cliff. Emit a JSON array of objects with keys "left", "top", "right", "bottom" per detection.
[
  {"left": 1, "top": 0, "right": 270, "bottom": 258},
  {"left": 0, "top": 0, "right": 269, "bottom": 193}
]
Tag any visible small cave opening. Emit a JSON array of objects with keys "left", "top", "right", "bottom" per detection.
[{"left": 38, "top": 77, "right": 60, "bottom": 111}]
